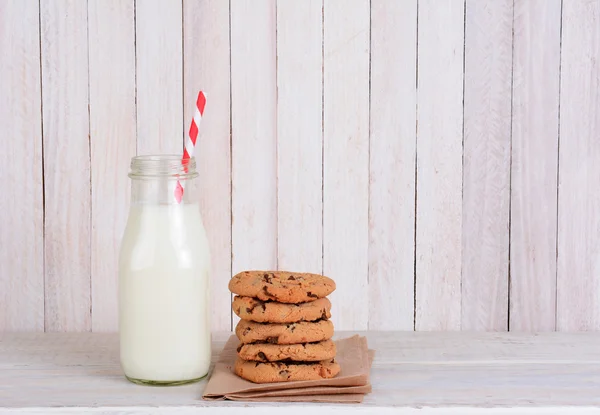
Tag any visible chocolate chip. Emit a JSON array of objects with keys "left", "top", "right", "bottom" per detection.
[
  {"left": 243, "top": 327, "right": 251, "bottom": 336},
  {"left": 262, "top": 286, "right": 275, "bottom": 299},
  {"left": 288, "top": 275, "right": 296, "bottom": 280},
  {"left": 321, "top": 309, "right": 328, "bottom": 320},
  {"left": 263, "top": 273, "right": 272, "bottom": 283},
  {"left": 307, "top": 291, "right": 318, "bottom": 298},
  {"left": 261, "top": 302, "right": 266, "bottom": 312},
  {"left": 257, "top": 352, "right": 267, "bottom": 361},
  {"left": 279, "top": 370, "right": 289, "bottom": 377},
  {"left": 266, "top": 336, "right": 279, "bottom": 344},
  {"left": 247, "top": 299, "right": 266, "bottom": 313}
]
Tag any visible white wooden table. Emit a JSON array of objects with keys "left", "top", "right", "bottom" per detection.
[{"left": 1, "top": 331, "right": 600, "bottom": 414}]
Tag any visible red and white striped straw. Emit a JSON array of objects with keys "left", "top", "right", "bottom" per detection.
[{"left": 174, "top": 91, "right": 206, "bottom": 203}]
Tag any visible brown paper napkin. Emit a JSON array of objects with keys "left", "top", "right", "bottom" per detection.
[{"left": 202, "top": 335, "right": 373, "bottom": 403}]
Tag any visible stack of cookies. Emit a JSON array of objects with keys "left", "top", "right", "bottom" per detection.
[{"left": 229, "top": 271, "right": 338, "bottom": 383}]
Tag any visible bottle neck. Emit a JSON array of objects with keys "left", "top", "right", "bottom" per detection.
[{"left": 128, "top": 155, "right": 198, "bottom": 206}]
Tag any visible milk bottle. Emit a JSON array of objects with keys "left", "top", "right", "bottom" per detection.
[{"left": 119, "top": 155, "right": 210, "bottom": 385}]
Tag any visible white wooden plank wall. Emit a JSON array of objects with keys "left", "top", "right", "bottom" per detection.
[
  {"left": 368, "top": 0, "right": 416, "bottom": 330},
  {"left": 1, "top": 0, "right": 599, "bottom": 332},
  {"left": 88, "top": 0, "right": 136, "bottom": 332},
  {"left": 0, "top": 0, "right": 44, "bottom": 331},
  {"left": 415, "top": 0, "right": 465, "bottom": 331},
  {"left": 230, "top": 0, "right": 278, "bottom": 278},
  {"left": 323, "top": 0, "right": 370, "bottom": 330},
  {"left": 556, "top": 0, "right": 600, "bottom": 331},
  {"left": 40, "top": 0, "right": 91, "bottom": 332},
  {"left": 510, "top": 0, "right": 562, "bottom": 331},
  {"left": 276, "top": 0, "right": 323, "bottom": 275},
  {"left": 461, "top": 0, "right": 512, "bottom": 331},
  {"left": 135, "top": 0, "right": 183, "bottom": 154}
]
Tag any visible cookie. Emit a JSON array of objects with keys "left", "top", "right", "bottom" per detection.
[
  {"left": 229, "top": 271, "right": 336, "bottom": 304},
  {"left": 234, "top": 358, "right": 340, "bottom": 383},
  {"left": 237, "top": 339, "right": 336, "bottom": 362},
  {"left": 235, "top": 319, "right": 334, "bottom": 345},
  {"left": 232, "top": 296, "right": 332, "bottom": 323}
]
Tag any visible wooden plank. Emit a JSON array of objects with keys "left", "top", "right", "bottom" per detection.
[
  {"left": 6, "top": 332, "right": 600, "bottom": 366},
  {"left": 230, "top": 0, "right": 277, "bottom": 275},
  {"left": 373, "top": 363, "right": 600, "bottom": 407},
  {"left": 368, "top": 0, "right": 417, "bottom": 330},
  {"left": 4, "top": 332, "right": 600, "bottom": 412},
  {"left": 88, "top": 0, "right": 136, "bottom": 332},
  {"left": 2, "top": 408, "right": 600, "bottom": 415},
  {"left": 415, "top": 0, "right": 465, "bottom": 331},
  {"left": 135, "top": 0, "right": 183, "bottom": 154},
  {"left": 276, "top": 0, "right": 323, "bottom": 274},
  {"left": 2, "top": 407, "right": 600, "bottom": 415},
  {"left": 183, "top": 0, "right": 232, "bottom": 331},
  {"left": 461, "top": 0, "right": 513, "bottom": 331},
  {"left": 510, "top": 0, "right": 561, "bottom": 331},
  {"left": 323, "top": 0, "right": 370, "bottom": 330},
  {"left": 0, "top": 0, "right": 44, "bottom": 331},
  {"left": 40, "top": 0, "right": 91, "bottom": 332},
  {"left": 556, "top": 0, "right": 600, "bottom": 331}
]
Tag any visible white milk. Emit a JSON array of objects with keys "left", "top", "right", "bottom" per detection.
[{"left": 119, "top": 203, "right": 211, "bottom": 383}]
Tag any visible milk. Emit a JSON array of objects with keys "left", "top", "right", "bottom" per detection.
[{"left": 119, "top": 203, "right": 211, "bottom": 383}]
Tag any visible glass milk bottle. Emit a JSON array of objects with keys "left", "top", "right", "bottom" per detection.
[{"left": 119, "top": 155, "right": 211, "bottom": 385}]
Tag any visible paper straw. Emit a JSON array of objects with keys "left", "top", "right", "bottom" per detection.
[{"left": 174, "top": 91, "right": 206, "bottom": 203}]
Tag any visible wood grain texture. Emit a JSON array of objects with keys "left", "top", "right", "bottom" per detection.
[
  {"left": 368, "top": 0, "right": 417, "bottom": 330},
  {"left": 556, "top": 0, "right": 600, "bottom": 331},
  {"left": 5, "top": 332, "right": 600, "bottom": 412},
  {"left": 323, "top": 0, "right": 370, "bottom": 330},
  {"left": 461, "top": 0, "right": 513, "bottom": 331},
  {"left": 276, "top": 0, "right": 323, "bottom": 274},
  {"left": 183, "top": 0, "right": 232, "bottom": 331},
  {"left": 0, "top": 0, "right": 44, "bottom": 331},
  {"left": 510, "top": 0, "right": 561, "bottom": 331},
  {"left": 40, "top": 0, "right": 91, "bottom": 332},
  {"left": 4, "top": 410, "right": 600, "bottom": 415},
  {"left": 135, "top": 0, "right": 183, "bottom": 154},
  {"left": 5, "top": 0, "right": 600, "bottom": 334},
  {"left": 88, "top": 0, "right": 136, "bottom": 332},
  {"left": 415, "top": 0, "right": 465, "bottom": 331},
  {"left": 230, "top": 0, "right": 277, "bottom": 274}
]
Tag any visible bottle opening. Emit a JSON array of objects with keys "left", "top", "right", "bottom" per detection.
[{"left": 129, "top": 155, "right": 198, "bottom": 179}]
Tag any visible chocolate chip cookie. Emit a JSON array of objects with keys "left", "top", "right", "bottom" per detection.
[
  {"left": 229, "top": 271, "right": 336, "bottom": 304},
  {"left": 234, "top": 357, "right": 340, "bottom": 383},
  {"left": 235, "top": 319, "right": 334, "bottom": 345},
  {"left": 232, "top": 296, "right": 332, "bottom": 323},
  {"left": 237, "top": 339, "right": 336, "bottom": 362}
]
